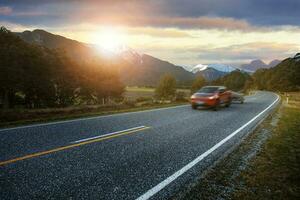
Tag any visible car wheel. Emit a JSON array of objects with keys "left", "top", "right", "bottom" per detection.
[
  {"left": 213, "top": 100, "right": 220, "bottom": 111},
  {"left": 225, "top": 99, "right": 231, "bottom": 107},
  {"left": 192, "top": 105, "right": 198, "bottom": 109},
  {"left": 241, "top": 100, "right": 244, "bottom": 104}
]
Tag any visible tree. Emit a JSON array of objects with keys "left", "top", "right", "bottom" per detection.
[
  {"left": 155, "top": 74, "right": 176, "bottom": 100},
  {"left": 211, "top": 70, "right": 251, "bottom": 92},
  {"left": 0, "top": 26, "right": 125, "bottom": 109},
  {"left": 245, "top": 57, "right": 300, "bottom": 92},
  {"left": 191, "top": 75, "right": 206, "bottom": 93}
]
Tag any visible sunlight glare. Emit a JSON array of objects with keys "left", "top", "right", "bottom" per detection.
[{"left": 94, "top": 27, "right": 126, "bottom": 52}]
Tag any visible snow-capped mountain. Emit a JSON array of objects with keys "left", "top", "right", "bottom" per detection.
[
  {"left": 118, "top": 46, "right": 144, "bottom": 64},
  {"left": 186, "top": 63, "right": 237, "bottom": 74}
]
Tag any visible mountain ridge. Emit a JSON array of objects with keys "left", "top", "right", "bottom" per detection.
[
  {"left": 240, "top": 59, "right": 281, "bottom": 72},
  {"left": 14, "top": 29, "right": 196, "bottom": 86},
  {"left": 15, "top": 29, "right": 280, "bottom": 85}
]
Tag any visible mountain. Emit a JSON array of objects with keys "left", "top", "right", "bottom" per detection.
[
  {"left": 294, "top": 53, "right": 300, "bottom": 62},
  {"left": 248, "top": 54, "right": 300, "bottom": 92},
  {"left": 15, "top": 29, "right": 195, "bottom": 86},
  {"left": 240, "top": 59, "right": 281, "bottom": 72},
  {"left": 119, "top": 54, "right": 195, "bottom": 86},
  {"left": 15, "top": 30, "right": 98, "bottom": 63},
  {"left": 268, "top": 59, "right": 281, "bottom": 67},
  {"left": 191, "top": 63, "right": 236, "bottom": 73},
  {"left": 240, "top": 59, "right": 267, "bottom": 72},
  {"left": 194, "top": 68, "right": 228, "bottom": 81},
  {"left": 182, "top": 63, "right": 236, "bottom": 81}
]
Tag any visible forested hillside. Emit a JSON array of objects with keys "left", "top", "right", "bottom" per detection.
[
  {"left": 212, "top": 56, "right": 300, "bottom": 93},
  {"left": 246, "top": 57, "right": 300, "bottom": 92},
  {"left": 0, "top": 27, "right": 124, "bottom": 109},
  {"left": 211, "top": 70, "right": 251, "bottom": 91}
]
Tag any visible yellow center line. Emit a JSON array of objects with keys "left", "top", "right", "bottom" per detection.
[{"left": 0, "top": 126, "right": 150, "bottom": 166}]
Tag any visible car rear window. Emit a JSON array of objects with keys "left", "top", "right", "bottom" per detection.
[{"left": 198, "top": 87, "right": 218, "bottom": 93}]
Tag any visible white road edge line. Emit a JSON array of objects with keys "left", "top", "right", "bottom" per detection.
[
  {"left": 136, "top": 94, "right": 280, "bottom": 200},
  {"left": 0, "top": 105, "right": 188, "bottom": 132},
  {"left": 71, "top": 126, "right": 147, "bottom": 144}
]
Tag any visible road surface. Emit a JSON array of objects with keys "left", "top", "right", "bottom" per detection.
[{"left": 0, "top": 91, "right": 279, "bottom": 200}]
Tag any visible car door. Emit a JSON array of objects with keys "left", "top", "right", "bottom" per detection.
[{"left": 218, "top": 88, "right": 227, "bottom": 104}]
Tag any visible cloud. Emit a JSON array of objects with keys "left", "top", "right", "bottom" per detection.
[
  {"left": 127, "top": 27, "right": 192, "bottom": 38},
  {"left": 13, "top": 11, "right": 47, "bottom": 17},
  {"left": 196, "top": 42, "right": 299, "bottom": 63},
  {"left": 157, "top": 0, "right": 300, "bottom": 27},
  {"left": 127, "top": 16, "right": 253, "bottom": 31},
  {"left": 0, "top": 21, "right": 34, "bottom": 31},
  {"left": 79, "top": 14, "right": 256, "bottom": 31},
  {"left": 2, "top": 0, "right": 300, "bottom": 31},
  {"left": 0, "top": 6, "right": 12, "bottom": 15},
  {"left": 1, "top": 0, "right": 300, "bottom": 66}
]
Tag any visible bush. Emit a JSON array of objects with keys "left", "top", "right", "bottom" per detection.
[
  {"left": 175, "top": 91, "right": 187, "bottom": 101},
  {"left": 191, "top": 76, "right": 206, "bottom": 93},
  {"left": 135, "top": 96, "right": 153, "bottom": 103},
  {"left": 155, "top": 74, "right": 176, "bottom": 100},
  {"left": 122, "top": 99, "right": 136, "bottom": 107}
]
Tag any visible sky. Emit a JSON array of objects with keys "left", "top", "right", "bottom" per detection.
[{"left": 1, "top": 0, "right": 300, "bottom": 66}]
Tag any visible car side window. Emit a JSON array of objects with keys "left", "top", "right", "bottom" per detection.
[{"left": 219, "top": 89, "right": 225, "bottom": 93}]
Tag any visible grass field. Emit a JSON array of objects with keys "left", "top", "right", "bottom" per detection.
[
  {"left": 233, "top": 93, "right": 300, "bottom": 199},
  {"left": 124, "top": 87, "right": 156, "bottom": 100},
  {"left": 124, "top": 86, "right": 191, "bottom": 100}
]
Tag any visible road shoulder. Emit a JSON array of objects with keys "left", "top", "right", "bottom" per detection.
[{"left": 173, "top": 102, "right": 292, "bottom": 200}]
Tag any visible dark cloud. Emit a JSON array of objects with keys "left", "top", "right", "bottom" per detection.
[
  {"left": 0, "top": 0, "right": 299, "bottom": 29},
  {"left": 160, "top": 0, "right": 300, "bottom": 26}
]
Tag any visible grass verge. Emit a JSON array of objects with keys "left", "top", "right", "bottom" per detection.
[
  {"left": 233, "top": 104, "right": 300, "bottom": 199},
  {"left": 0, "top": 102, "right": 187, "bottom": 128},
  {"left": 177, "top": 93, "right": 299, "bottom": 200}
]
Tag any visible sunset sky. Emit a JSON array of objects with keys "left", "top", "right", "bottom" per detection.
[{"left": 1, "top": 0, "right": 300, "bottom": 66}]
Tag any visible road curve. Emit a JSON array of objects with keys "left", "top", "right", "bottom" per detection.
[{"left": 0, "top": 91, "right": 279, "bottom": 200}]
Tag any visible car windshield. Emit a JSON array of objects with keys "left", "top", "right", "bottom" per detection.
[{"left": 198, "top": 87, "right": 218, "bottom": 93}]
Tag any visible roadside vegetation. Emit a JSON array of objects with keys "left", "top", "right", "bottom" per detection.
[
  {"left": 191, "top": 76, "right": 206, "bottom": 93},
  {"left": 233, "top": 95, "right": 300, "bottom": 199},
  {"left": 177, "top": 93, "right": 300, "bottom": 200},
  {"left": 0, "top": 85, "right": 190, "bottom": 127}
]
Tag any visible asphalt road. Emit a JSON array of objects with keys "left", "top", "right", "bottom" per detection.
[{"left": 0, "top": 91, "right": 279, "bottom": 200}]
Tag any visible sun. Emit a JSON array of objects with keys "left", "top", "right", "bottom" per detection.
[{"left": 94, "top": 27, "right": 126, "bottom": 52}]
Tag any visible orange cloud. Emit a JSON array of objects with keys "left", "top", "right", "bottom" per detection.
[
  {"left": 127, "top": 27, "right": 192, "bottom": 38},
  {"left": 84, "top": 15, "right": 254, "bottom": 31}
]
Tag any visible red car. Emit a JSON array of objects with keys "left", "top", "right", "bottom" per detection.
[{"left": 190, "top": 86, "right": 232, "bottom": 110}]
